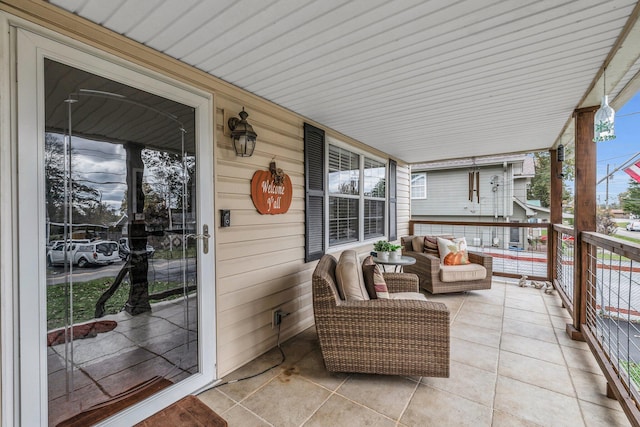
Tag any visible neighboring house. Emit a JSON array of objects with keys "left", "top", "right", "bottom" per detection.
[{"left": 410, "top": 154, "right": 548, "bottom": 249}]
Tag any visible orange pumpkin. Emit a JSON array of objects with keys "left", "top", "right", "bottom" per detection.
[
  {"left": 444, "top": 252, "right": 459, "bottom": 265},
  {"left": 251, "top": 170, "right": 293, "bottom": 215},
  {"left": 444, "top": 250, "right": 467, "bottom": 265}
]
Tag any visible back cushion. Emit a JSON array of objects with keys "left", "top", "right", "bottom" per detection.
[
  {"left": 411, "top": 236, "right": 425, "bottom": 252},
  {"left": 423, "top": 234, "right": 454, "bottom": 255},
  {"left": 335, "top": 250, "right": 370, "bottom": 301}
]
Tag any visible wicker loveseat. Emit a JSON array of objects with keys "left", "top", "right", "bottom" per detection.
[
  {"left": 312, "top": 252, "right": 450, "bottom": 377},
  {"left": 401, "top": 235, "right": 493, "bottom": 294}
]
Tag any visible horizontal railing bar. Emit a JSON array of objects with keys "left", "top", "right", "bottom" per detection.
[
  {"left": 582, "top": 232, "right": 640, "bottom": 262},
  {"left": 411, "top": 220, "right": 552, "bottom": 229},
  {"left": 495, "top": 271, "right": 548, "bottom": 281},
  {"left": 554, "top": 224, "right": 575, "bottom": 236}
]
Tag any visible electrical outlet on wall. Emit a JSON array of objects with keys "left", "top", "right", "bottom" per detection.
[{"left": 271, "top": 308, "right": 290, "bottom": 329}]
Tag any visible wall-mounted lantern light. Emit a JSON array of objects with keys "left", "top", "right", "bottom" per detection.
[
  {"left": 556, "top": 144, "right": 565, "bottom": 178},
  {"left": 228, "top": 107, "right": 257, "bottom": 157}
]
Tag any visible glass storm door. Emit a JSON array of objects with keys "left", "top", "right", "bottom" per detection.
[{"left": 17, "top": 30, "right": 215, "bottom": 426}]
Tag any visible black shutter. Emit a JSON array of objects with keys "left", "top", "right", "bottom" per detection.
[
  {"left": 388, "top": 159, "right": 397, "bottom": 241},
  {"left": 304, "top": 123, "right": 325, "bottom": 262}
]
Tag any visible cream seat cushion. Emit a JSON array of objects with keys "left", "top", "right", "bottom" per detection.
[
  {"left": 335, "top": 250, "right": 369, "bottom": 301},
  {"left": 389, "top": 292, "right": 428, "bottom": 301},
  {"left": 439, "top": 264, "right": 487, "bottom": 283}
]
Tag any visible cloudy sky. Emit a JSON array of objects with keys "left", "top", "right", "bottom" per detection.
[
  {"left": 595, "top": 92, "right": 640, "bottom": 207},
  {"left": 70, "top": 136, "right": 127, "bottom": 210}
]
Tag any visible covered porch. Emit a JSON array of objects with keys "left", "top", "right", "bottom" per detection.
[{"left": 1, "top": 1, "right": 640, "bottom": 426}]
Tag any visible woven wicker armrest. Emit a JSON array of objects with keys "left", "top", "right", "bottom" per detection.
[
  {"left": 403, "top": 250, "right": 440, "bottom": 274},
  {"left": 382, "top": 272, "right": 419, "bottom": 293},
  {"left": 468, "top": 251, "right": 493, "bottom": 270}
]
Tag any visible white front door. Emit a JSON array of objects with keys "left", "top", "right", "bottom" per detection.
[{"left": 15, "top": 28, "right": 216, "bottom": 426}]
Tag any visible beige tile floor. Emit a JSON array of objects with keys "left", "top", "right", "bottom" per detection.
[{"left": 199, "top": 279, "right": 632, "bottom": 427}]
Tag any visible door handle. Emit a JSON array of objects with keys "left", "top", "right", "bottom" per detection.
[{"left": 187, "top": 224, "right": 211, "bottom": 254}]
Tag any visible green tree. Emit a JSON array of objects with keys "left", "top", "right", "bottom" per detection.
[
  {"left": 527, "top": 150, "right": 573, "bottom": 208},
  {"left": 45, "top": 133, "right": 99, "bottom": 223},
  {"left": 621, "top": 179, "right": 640, "bottom": 216}
]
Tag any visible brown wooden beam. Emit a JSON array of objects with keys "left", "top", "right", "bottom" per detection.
[{"left": 570, "top": 106, "right": 598, "bottom": 338}]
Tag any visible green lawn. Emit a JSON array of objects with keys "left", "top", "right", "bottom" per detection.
[
  {"left": 621, "top": 361, "right": 640, "bottom": 390},
  {"left": 614, "top": 233, "right": 640, "bottom": 245},
  {"left": 47, "top": 278, "right": 185, "bottom": 330}
]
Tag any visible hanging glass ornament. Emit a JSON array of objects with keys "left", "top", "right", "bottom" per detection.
[{"left": 593, "top": 96, "right": 615, "bottom": 142}]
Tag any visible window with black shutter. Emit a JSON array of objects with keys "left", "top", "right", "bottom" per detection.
[
  {"left": 305, "top": 123, "right": 398, "bottom": 261},
  {"left": 304, "top": 123, "right": 325, "bottom": 262}
]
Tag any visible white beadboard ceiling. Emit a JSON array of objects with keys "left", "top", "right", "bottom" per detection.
[{"left": 49, "top": 0, "right": 640, "bottom": 164}]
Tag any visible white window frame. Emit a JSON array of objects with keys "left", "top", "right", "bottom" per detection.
[
  {"left": 411, "top": 172, "right": 427, "bottom": 199},
  {"left": 325, "top": 137, "right": 387, "bottom": 249}
]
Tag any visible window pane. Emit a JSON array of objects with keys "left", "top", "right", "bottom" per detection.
[
  {"left": 364, "top": 199, "right": 385, "bottom": 239},
  {"left": 328, "top": 145, "right": 359, "bottom": 195},
  {"left": 411, "top": 173, "right": 426, "bottom": 199},
  {"left": 329, "top": 197, "right": 359, "bottom": 245},
  {"left": 364, "top": 157, "right": 385, "bottom": 198}
]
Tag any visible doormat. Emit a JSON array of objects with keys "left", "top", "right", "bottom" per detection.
[
  {"left": 56, "top": 376, "right": 173, "bottom": 427},
  {"left": 135, "top": 395, "right": 228, "bottom": 427},
  {"left": 47, "top": 320, "right": 117, "bottom": 346}
]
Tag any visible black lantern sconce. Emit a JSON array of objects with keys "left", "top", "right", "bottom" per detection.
[
  {"left": 557, "top": 144, "right": 565, "bottom": 162},
  {"left": 228, "top": 107, "right": 257, "bottom": 157},
  {"left": 557, "top": 144, "right": 565, "bottom": 178}
]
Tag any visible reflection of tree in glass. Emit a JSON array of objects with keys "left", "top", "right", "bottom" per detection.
[
  {"left": 45, "top": 133, "right": 101, "bottom": 223},
  {"left": 369, "top": 179, "right": 386, "bottom": 198},
  {"left": 119, "top": 149, "right": 195, "bottom": 230}
]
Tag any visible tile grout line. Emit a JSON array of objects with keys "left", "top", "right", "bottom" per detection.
[
  {"left": 297, "top": 379, "right": 340, "bottom": 427},
  {"left": 394, "top": 376, "right": 422, "bottom": 426},
  {"left": 489, "top": 279, "right": 507, "bottom": 426},
  {"left": 544, "top": 289, "right": 590, "bottom": 426}
]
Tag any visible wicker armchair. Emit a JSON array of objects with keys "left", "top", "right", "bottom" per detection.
[
  {"left": 312, "top": 253, "right": 450, "bottom": 377},
  {"left": 401, "top": 236, "right": 493, "bottom": 294}
]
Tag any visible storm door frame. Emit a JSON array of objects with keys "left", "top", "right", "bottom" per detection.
[{"left": 12, "top": 26, "right": 217, "bottom": 426}]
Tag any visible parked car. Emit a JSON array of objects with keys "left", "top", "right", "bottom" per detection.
[
  {"left": 118, "top": 238, "right": 155, "bottom": 260},
  {"left": 46, "top": 239, "right": 91, "bottom": 266},
  {"left": 74, "top": 241, "right": 120, "bottom": 267},
  {"left": 627, "top": 221, "right": 640, "bottom": 232}
]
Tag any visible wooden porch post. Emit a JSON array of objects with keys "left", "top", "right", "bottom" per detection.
[
  {"left": 568, "top": 106, "right": 598, "bottom": 340},
  {"left": 549, "top": 148, "right": 562, "bottom": 281}
]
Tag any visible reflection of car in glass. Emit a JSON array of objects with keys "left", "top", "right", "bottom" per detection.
[
  {"left": 627, "top": 221, "right": 640, "bottom": 232},
  {"left": 118, "top": 238, "right": 155, "bottom": 260},
  {"left": 74, "top": 241, "right": 120, "bottom": 267},
  {"left": 46, "top": 239, "right": 91, "bottom": 266}
]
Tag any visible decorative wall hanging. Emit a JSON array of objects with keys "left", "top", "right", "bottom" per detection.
[{"left": 251, "top": 160, "right": 293, "bottom": 214}]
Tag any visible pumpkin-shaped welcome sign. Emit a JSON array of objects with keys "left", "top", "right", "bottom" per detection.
[{"left": 251, "top": 166, "right": 293, "bottom": 215}]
